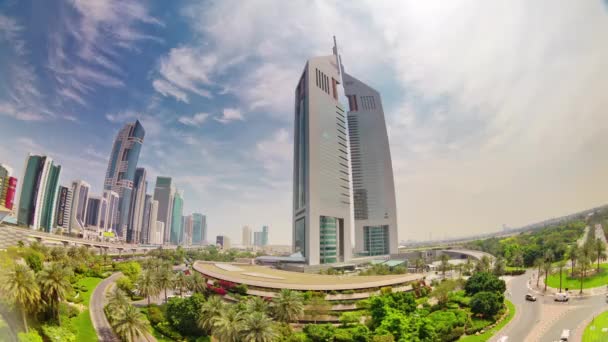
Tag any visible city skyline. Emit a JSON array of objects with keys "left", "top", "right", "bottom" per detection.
[{"left": 2, "top": 1, "right": 608, "bottom": 244}]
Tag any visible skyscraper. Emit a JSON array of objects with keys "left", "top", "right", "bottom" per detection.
[
  {"left": 261, "top": 225, "right": 269, "bottom": 246},
  {"left": 146, "top": 199, "right": 162, "bottom": 244},
  {"left": 342, "top": 66, "right": 398, "bottom": 256},
  {"left": 292, "top": 43, "right": 352, "bottom": 265},
  {"left": 127, "top": 168, "right": 147, "bottom": 243},
  {"left": 70, "top": 180, "right": 90, "bottom": 236},
  {"left": 54, "top": 185, "right": 72, "bottom": 231},
  {"left": 0, "top": 164, "right": 17, "bottom": 210},
  {"left": 103, "top": 120, "right": 145, "bottom": 241},
  {"left": 103, "top": 190, "right": 119, "bottom": 234},
  {"left": 85, "top": 195, "right": 107, "bottom": 238},
  {"left": 182, "top": 215, "right": 193, "bottom": 246},
  {"left": 17, "top": 154, "right": 61, "bottom": 232},
  {"left": 254, "top": 231, "right": 263, "bottom": 247},
  {"left": 192, "top": 213, "right": 205, "bottom": 245},
  {"left": 216, "top": 235, "right": 231, "bottom": 250},
  {"left": 153, "top": 176, "right": 175, "bottom": 244},
  {"left": 242, "top": 225, "right": 252, "bottom": 248},
  {"left": 141, "top": 194, "right": 152, "bottom": 244},
  {"left": 170, "top": 191, "right": 183, "bottom": 245}
]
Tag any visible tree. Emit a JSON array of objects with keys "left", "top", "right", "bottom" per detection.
[
  {"left": 534, "top": 258, "right": 543, "bottom": 288},
  {"left": 556, "top": 260, "right": 567, "bottom": 293},
  {"left": 475, "top": 256, "right": 491, "bottom": 273},
  {"left": 156, "top": 266, "right": 174, "bottom": 303},
  {"left": 136, "top": 269, "right": 160, "bottom": 307},
  {"left": 0, "top": 264, "right": 40, "bottom": 332},
  {"left": 111, "top": 304, "right": 150, "bottom": 342},
  {"left": 493, "top": 257, "right": 506, "bottom": 276},
  {"left": 303, "top": 324, "right": 336, "bottom": 342},
  {"left": 463, "top": 257, "right": 474, "bottom": 275},
  {"left": 470, "top": 291, "right": 503, "bottom": 318},
  {"left": 414, "top": 258, "right": 425, "bottom": 273},
  {"left": 511, "top": 249, "right": 524, "bottom": 269},
  {"left": 213, "top": 306, "right": 244, "bottom": 342},
  {"left": 431, "top": 280, "right": 456, "bottom": 306},
  {"left": 439, "top": 254, "right": 450, "bottom": 278},
  {"left": 166, "top": 293, "right": 205, "bottom": 336},
  {"left": 24, "top": 251, "right": 44, "bottom": 273},
  {"left": 198, "top": 295, "right": 224, "bottom": 333},
  {"left": 568, "top": 244, "right": 579, "bottom": 277},
  {"left": 306, "top": 295, "right": 331, "bottom": 324},
  {"left": 464, "top": 272, "right": 506, "bottom": 296},
  {"left": 594, "top": 238, "right": 606, "bottom": 273},
  {"left": 542, "top": 259, "right": 553, "bottom": 292},
  {"left": 578, "top": 254, "right": 591, "bottom": 294},
  {"left": 246, "top": 296, "right": 269, "bottom": 314},
  {"left": 271, "top": 289, "right": 304, "bottom": 323},
  {"left": 106, "top": 288, "right": 130, "bottom": 321},
  {"left": 37, "top": 262, "right": 73, "bottom": 325},
  {"left": 174, "top": 271, "right": 189, "bottom": 297},
  {"left": 240, "top": 312, "right": 277, "bottom": 342},
  {"left": 188, "top": 272, "right": 207, "bottom": 295}
]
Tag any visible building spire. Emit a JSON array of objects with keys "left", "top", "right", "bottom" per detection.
[{"left": 332, "top": 36, "right": 345, "bottom": 79}]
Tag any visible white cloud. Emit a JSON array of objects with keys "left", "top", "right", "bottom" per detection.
[
  {"left": 178, "top": 112, "right": 210, "bottom": 127},
  {"left": 0, "top": 102, "right": 46, "bottom": 121},
  {"left": 152, "top": 47, "right": 214, "bottom": 101},
  {"left": 214, "top": 108, "right": 244, "bottom": 124},
  {"left": 255, "top": 128, "right": 291, "bottom": 173}
]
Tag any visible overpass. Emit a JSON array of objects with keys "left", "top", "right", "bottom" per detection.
[{"left": 0, "top": 224, "right": 200, "bottom": 255}]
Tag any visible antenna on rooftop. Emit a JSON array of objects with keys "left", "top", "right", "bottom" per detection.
[{"left": 332, "top": 35, "right": 345, "bottom": 76}]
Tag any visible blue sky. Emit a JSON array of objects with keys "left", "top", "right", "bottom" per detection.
[{"left": 2, "top": 1, "right": 608, "bottom": 244}]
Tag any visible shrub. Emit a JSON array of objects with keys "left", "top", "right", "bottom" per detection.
[
  {"left": 116, "top": 276, "right": 134, "bottom": 294},
  {"left": 465, "top": 272, "right": 506, "bottom": 296},
  {"left": 58, "top": 303, "right": 79, "bottom": 318},
  {"left": 465, "top": 318, "right": 492, "bottom": 335},
  {"left": 342, "top": 289, "right": 355, "bottom": 294},
  {"left": 303, "top": 324, "right": 336, "bottom": 342},
  {"left": 372, "top": 334, "right": 395, "bottom": 342},
  {"left": 24, "top": 251, "right": 44, "bottom": 272},
  {"left": 231, "top": 284, "right": 248, "bottom": 295},
  {"left": 333, "top": 329, "right": 353, "bottom": 341},
  {"left": 166, "top": 293, "right": 205, "bottom": 336},
  {"left": 41, "top": 325, "right": 76, "bottom": 342},
  {"left": 18, "top": 331, "right": 43, "bottom": 342},
  {"left": 155, "top": 322, "right": 183, "bottom": 341},
  {"left": 147, "top": 306, "right": 165, "bottom": 325},
  {"left": 380, "top": 286, "right": 392, "bottom": 294},
  {"left": 470, "top": 291, "right": 503, "bottom": 318}
]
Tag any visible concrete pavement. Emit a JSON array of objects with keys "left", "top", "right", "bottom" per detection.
[{"left": 90, "top": 273, "right": 122, "bottom": 342}]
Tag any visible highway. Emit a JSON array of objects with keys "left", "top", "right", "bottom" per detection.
[{"left": 493, "top": 270, "right": 607, "bottom": 341}]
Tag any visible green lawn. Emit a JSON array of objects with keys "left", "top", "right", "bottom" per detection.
[
  {"left": 583, "top": 310, "right": 608, "bottom": 342},
  {"left": 460, "top": 300, "right": 516, "bottom": 342},
  {"left": 546, "top": 263, "right": 608, "bottom": 290},
  {"left": 72, "top": 277, "right": 103, "bottom": 342}
]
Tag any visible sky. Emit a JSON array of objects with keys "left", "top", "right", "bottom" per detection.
[{"left": 1, "top": 0, "right": 608, "bottom": 245}]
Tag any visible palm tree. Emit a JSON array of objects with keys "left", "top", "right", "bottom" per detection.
[
  {"left": 569, "top": 244, "right": 579, "bottom": 277},
  {"left": 246, "top": 296, "right": 269, "bottom": 314},
  {"left": 463, "top": 257, "right": 473, "bottom": 275},
  {"left": 578, "top": 254, "right": 591, "bottom": 294},
  {"left": 414, "top": 258, "right": 425, "bottom": 273},
  {"left": 136, "top": 270, "right": 160, "bottom": 307},
  {"left": 37, "top": 262, "right": 73, "bottom": 325},
  {"left": 512, "top": 250, "right": 524, "bottom": 270},
  {"left": 556, "top": 260, "right": 567, "bottom": 293},
  {"left": 188, "top": 272, "right": 207, "bottom": 295},
  {"left": 0, "top": 264, "right": 41, "bottom": 332},
  {"left": 156, "top": 267, "right": 174, "bottom": 303},
  {"left": 594, "top": 238, "right": 606, "bottom": 273},
  {"left": 106, "top": 288, "right": 130, "bottom": 321},
  {"left": 111, "top": 304, "right": 150, "bottom": 342},
  {"left": 198, "top": 295, "right": 224, "bottom": 333},
  {"left": 213, "top": 306, "right": 244, "bottom": 342},
  {"left": 534, "top": 258, "right": 543, "bottom": 288},
  {"left": 542, "top": 260, "right": 553, "bottom": 292},
  {"left": 439, "top": 254, "right": 450, "bottom": 278},
  {"left": 271, "top": 289, "right": 304, "bottom": 323},
  {"left": 493, "top": 257, "right": 506, "bottom": 276},
  {"left": 174, "top": 271, "right": 189, "bottom": 297},
  {"left": 241, "top": 312, "right": 277, "bottom": 342}
]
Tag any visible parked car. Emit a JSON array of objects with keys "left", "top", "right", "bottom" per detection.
[
  {"left": 525, "top": 294, "right": 537, "bottom": 301},
  {"left": 555, "top": 293, "right": 569, "bottom": 302},
  {"left": 560, "top": 329, "right": 570, "bottom": 341}
]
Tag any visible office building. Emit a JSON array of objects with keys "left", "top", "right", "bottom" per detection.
[
  {"left": 153, "top": 176, "right": 175, "bottom": 244},
  {"left": 216, "top": 235, "right": 231, "bottom": 250},
  {"left": 17, "top": 154, "right": 61, "bottom": 232},
  {"left": 85, "top": 195, "right": 107, "bottom": 238},
  {"left": 103, "top": 190, "right": 119, "bottom": 234},
  {"left": 182, "top": 215, "right": 193, "bottom": 246},
  {"left": 151, "top": 221, "right": 164, "bottom": 245},
  {"left": 127, "top": 168, "right": 147, "bottom": 243},
  {"left": 261, "top": 225, "right": 269, "bottom": 246},
  {"left": 242, "top": 225, "right": 252, "bottom": 248},
  {"left": 192, "top": 213, "right": 205, "bottom": 245},
  {"left": 141, "top": 194, "right": 152, "bottom": 244},
  {"left": 0, "top": 164, "right": 17, "bottom": 210},
  {"left": 69, "top": 180, "right": 90, "bottom": 236},
  {"left": 341, "top": 53, "right": 398, "bottom": 256},
  {"left": 54, "top": 185, "right": 73, "bottom": 231},
  {"left": 254, "top": 231, "right": 263, "bottom": 247},
  {"left": 103, "top": 120, "right": 145, "bottom": 241},
  {"left": 292, "top": 42, "right": 352, "bottom": 265},
  {"left": 170, "top": 191, "right": 183, "bottom": 244},
  {"left": 145, "top": 198, "right": 161, "bottom": 244}
]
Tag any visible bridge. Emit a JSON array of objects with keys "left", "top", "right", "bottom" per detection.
[{"left": 0, "top": 224, "right": 201, "bottom": 255}]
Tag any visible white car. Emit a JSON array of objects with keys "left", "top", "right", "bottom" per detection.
[
  {"left": 497, "top": 336, "right": 508, "bottom": 342},
  {"left": 560, "top": 329, "right": 570, "bottom": 341}
]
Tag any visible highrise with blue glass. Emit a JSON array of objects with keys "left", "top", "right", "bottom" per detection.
[{"left": 104, "top": 120, "right": 145, "bottom": 241}]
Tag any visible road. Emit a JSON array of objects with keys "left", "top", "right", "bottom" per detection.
[
  {"left": 493, "top": 270, "right": 607, "bottom": 341},
  {"left": 90, "top": 273, "right": 122, "bottom": 342}
]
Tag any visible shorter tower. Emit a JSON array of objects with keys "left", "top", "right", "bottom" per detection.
[
  {"left": 242, "top": 225, "right": 252, "bottom": 248},
  {"left": 18, "top": 154, "right": 61, "bottom": 232},
  {"left": 54, "top": 185, "right": 73, "bottom": 231},
  {"left": 70, "top": 180, "right": 90, "bottom": 236}
]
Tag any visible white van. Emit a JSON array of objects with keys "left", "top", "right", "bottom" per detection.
[
  {"left": 555, "top": 293, "right": 569, "bottom": 302},
  {"left": 560, "top": 329, "right": 570, "bottom": 341}
]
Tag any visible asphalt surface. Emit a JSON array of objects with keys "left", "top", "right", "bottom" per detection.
[
  {"left": 493, "top": 270, "right": 607, "bottom": 342},
  {"left": 90, "top": 272, "right": 122, "bottom": 342}
]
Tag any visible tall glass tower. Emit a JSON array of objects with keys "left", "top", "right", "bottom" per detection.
[
  {"left": 128, "top": 168, "right": 147, "bottom": 243},
  {"left": 170, "top": 191, "right": 183, "bottom": 245},
  {"left": 292, "top": 42, "right": 352, "bottom": 265},
  {"left": 103, "top": 120, "right": 145, "bottom": 241},
  {"left": 17, "top": 154, "right": 61, "bottom": 232},
  {"left": 192, "top": 213, "right": 205, "bottom": 245},
  {"left": 153, "top": 176, "right": 175, "bottom": 244}
]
